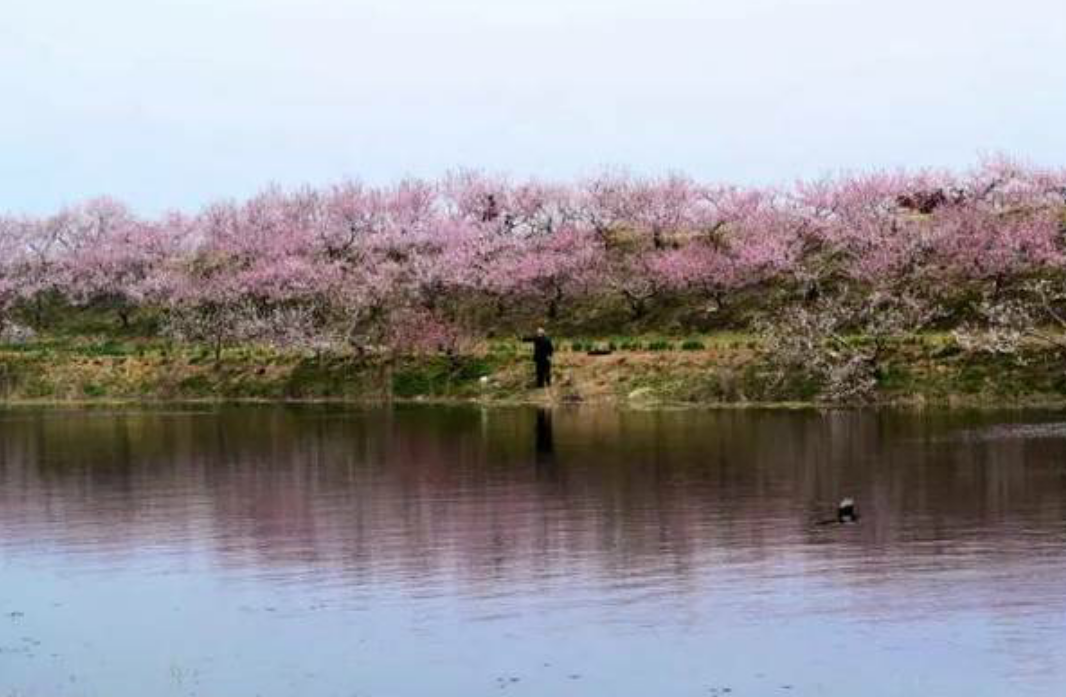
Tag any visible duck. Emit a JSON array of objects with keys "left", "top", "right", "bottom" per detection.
[{"left": 837, "top": 497, "right": 859, "bottom": 523}]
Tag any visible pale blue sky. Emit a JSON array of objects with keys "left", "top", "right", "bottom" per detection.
[{"left": 2, "top": 0, "right": 1065, "bottom": 214}]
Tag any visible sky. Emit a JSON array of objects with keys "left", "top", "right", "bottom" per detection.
[{"left": 2, "top": 0, "right": 1065, "bottom": 215}]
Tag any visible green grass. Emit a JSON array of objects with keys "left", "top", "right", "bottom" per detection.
[{"left": 391, "top": 356, "right": 493, "bottom": 398}]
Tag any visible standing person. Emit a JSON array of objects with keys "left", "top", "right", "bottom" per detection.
[{"left": 522, "top": 327, "right": 554, "bottom": 388}]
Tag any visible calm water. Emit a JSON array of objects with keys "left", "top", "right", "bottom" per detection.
[{"left": 2, "top": 405, "right": 1066, "bottom": 696}]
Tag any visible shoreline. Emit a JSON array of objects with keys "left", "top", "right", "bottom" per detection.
[
  {"left": 4, "top": 393, "right": 1066, "bottom": 413},
  {"left": 5, "top": 333, "right": 1066, "bottom": 411}
]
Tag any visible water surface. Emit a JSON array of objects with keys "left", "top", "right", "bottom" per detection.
[{"left": 2, "top": 405, "right": 1066, "bottom": 696}]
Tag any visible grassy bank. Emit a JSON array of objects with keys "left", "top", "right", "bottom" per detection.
[{"left": 4, "top": 332, "right": 1066, "bottom": 407}]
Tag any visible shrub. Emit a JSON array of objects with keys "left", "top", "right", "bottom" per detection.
[{"left": 81, "top": 382, "right": 107, "bottom": 398}]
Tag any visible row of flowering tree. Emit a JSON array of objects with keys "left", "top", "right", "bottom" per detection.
[{"left": 2, "top": 159, "right": 1065, "bottom": 364}]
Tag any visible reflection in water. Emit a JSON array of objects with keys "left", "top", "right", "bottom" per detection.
[
  {"left": 534, "top": 407, "right": 556, "bottom": 475},
  {"left": 1, "top": 405, "right": 1066, "bottom": 696}
]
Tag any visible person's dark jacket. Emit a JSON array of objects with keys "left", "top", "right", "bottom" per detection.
[{"left": 523, "top": 335, "right": 554, "bottom": 364}]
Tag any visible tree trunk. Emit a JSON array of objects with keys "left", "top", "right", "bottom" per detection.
[
  {"left": 624, "top": 292, "right": 648, "bottom": 320},
  {"left": 547, "top": 289, "right": 562, "bottom": 321}
]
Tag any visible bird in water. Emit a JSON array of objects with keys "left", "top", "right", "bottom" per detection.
[
  {"left": 817, "top": 497, "right": 859, "bottom": 526},
  {"left": 837, "top": 497, "right": 858, "bottom": 523}
]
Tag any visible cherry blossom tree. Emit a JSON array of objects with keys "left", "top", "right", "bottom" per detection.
[
  {"left": 0, "top": 215, "right": 26, "bottom": 333},
  {"left": 59, "top": 198, "right": 187, "bottom": 328},
  {"left": 1, "top": 160, "right": 1065, "bottom": 365},
  {"left": 488, "top": 224, "right": 604, "bottom": 322}
]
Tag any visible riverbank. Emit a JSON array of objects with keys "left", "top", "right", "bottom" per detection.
[{"left": 3, "top": 333, "right": 1066, "bottom": 408}]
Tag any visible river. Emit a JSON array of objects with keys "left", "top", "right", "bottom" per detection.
[{"left": 2, "top": 405, "right": 1065, "bottom": 696}]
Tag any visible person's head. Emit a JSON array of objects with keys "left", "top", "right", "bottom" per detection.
[{"left": 536, "top": 327, "right": 545, "bottom": 337}]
